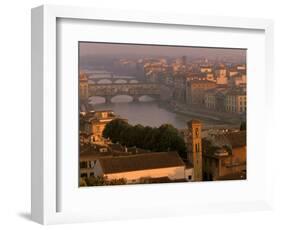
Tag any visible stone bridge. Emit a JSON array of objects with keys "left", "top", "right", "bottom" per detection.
[
  {"left": 89, "top": 78, "right": 139, "bottom": 84},
  {"left": 86, "top": 71, "right": 139, "bottom": 84},
  {"left": 80, "top": 81, "right": 160, "bottom": 104}
]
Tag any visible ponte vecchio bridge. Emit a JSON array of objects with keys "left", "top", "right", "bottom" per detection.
[{"left": 80, "top": 73, "right": 161, "bottom": 105}]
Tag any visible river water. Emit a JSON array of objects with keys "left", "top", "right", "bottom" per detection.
[
  {"left": 87, "top": 71, "right": 233, "bottom": 129},
  {"left": 89, "top": 96, "right": 232, "bottom": 129}
]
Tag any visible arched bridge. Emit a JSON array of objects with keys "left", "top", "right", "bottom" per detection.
[
  {"left": 80, "top": 82, "right": 160, "bottom": 104},
  {"left": 86, "top": 71, "right": 139, "bottom": 84},
  {"left": 89, "top": 78, "right": 139, "bottom": 84}
]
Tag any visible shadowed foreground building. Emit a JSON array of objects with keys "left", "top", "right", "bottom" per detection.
[
  {"left": 80, "top": 118, "right": 246, "bottom": 184},
  {"left": 184, "top": 120, "right": 246, "bottom": 181},
  {"left": 203, "top": 130, "right": 246, "bottom": 180}
]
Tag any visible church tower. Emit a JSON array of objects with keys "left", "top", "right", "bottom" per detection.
[
  {"left": 79, "top": 72, "right": 89, "bottom": 111},
  {"left": 187, "top": 120, "right": 203, "bottom": 181}
]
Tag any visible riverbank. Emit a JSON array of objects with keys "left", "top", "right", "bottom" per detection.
[{"left": 159, "top": 100, "right": 243, "bottom": 128}]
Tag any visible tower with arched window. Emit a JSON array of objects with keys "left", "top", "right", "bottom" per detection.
[{"left": 186, "top": 120, "right": 203, "bottom": 181}]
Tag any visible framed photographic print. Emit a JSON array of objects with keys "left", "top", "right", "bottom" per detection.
[
  {"left": 31, "top": 5, "right": 274, "bottom": 225},
  {"left": 78, "top": 42, "right": 247, "bottom": 186}
]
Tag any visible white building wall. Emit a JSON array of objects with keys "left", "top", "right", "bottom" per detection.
[
  {"left": 185, "top": 168, "right": 194, "bottom": 181},
  {"left": 103, "top": 166, "right": 185, "bottom": 182}
]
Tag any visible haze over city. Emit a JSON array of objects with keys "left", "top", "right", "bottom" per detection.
[
  {"left": 80, "top": 42, "right": 246, "bottom": 61},
  {"left": 79, "top": 42, "right": 247, "bottom": 187}
]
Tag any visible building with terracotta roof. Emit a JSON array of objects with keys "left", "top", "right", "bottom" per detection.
[
  {"left": 228, "top": 68, "right": 239, "bottom": 77},
  {"left": 92, "top": 152, "right": 193, "bottom": 183},
  {"left": 215, "top": 66, "right": 228, "bottom": 85},
  {"left": 186, "top": 79, "right": 217, "bottom": 105},
  {"left": 225, "top": 88, "right": 246, "bottom": 114},
  {"left": 200, "top": 65, "right": 213, "bottom": 73},
  {"left": 228, "top": 73, "right": 246, "bottom": 87},
  {"left": 82, "top": 110, "right": 119, "bottom": 143},
  {"left": 204, "top": 87, "right": 228, "bottom": 111},
  {"left": 202, "top": 130, "right": 246, "bottom": 181}
]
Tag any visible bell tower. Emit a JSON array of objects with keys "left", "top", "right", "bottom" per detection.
[
  {"left": 79, "top": 72, "right": 89, "bottom": 110},
  {"left": 187, "top": 120, "right": 203, "bottom": 181}
]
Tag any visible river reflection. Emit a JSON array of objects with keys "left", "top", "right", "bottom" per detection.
[{"left": 89, "top": 96, "right": 228, "bottom": 129}]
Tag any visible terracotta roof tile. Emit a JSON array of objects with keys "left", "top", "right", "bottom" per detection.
[{"left": 99, "top": 152, "right": 185, "bottom": 174}]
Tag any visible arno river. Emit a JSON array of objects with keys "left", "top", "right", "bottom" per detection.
[
  {"left": 90, "top": 96, "right": 232, "bottom": 129},
  {"left": 87, "top": 71, "right": 235, "bottom": 130}
]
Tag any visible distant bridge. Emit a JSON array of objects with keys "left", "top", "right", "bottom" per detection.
[
  {"left": 89, "top": 78, "right": 139, "bottom": 84},
  {"left": 84, "top": 70, "right": 114, "bottom": 76},
  {"left": 80, "top": 77, "right": 161, "bottom": 105},
  {"left": 88, "top": 83, "right": 160, "bottom": 103}
]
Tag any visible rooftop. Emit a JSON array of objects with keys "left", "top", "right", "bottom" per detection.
[
  {"left": 212, "top": 130, "right": 246, "bottom": 149},
  {"left": 189, "top": 79, "right": 217, "bottom": 85},
  {"left": 98, "top": 152, "right": 185, "bottom": 174},
  {"left": 227, "top": 89, "right": 246, "bottom": 96},
  {"left": 217, "top": 171, "right": 246, "bottom": 180}
]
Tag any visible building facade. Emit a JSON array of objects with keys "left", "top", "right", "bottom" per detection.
[
  {"left": 83, "top": 110, "right": 117, "bottom": 143},
  {"left": 186, "top": 80, "right": 217, "bottom": 105},
  {"left": 215, "top": 66, "right": 228, "bottom": 85},
  {"left": 203, "top": 131, "right": 246, "bottom": 180},
  {"left": 92, "top": 152, "right": 189, "bottom": 183},
  {"left": 204, "top": 87, "right": 228, "bottom": 111},
  {"left": 225, "top": 88, "right": 247, "bottom": 114}
]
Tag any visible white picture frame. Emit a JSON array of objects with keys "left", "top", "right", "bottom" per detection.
[{"left": 31, "top": 4, "right": 274, "bottom": 225}]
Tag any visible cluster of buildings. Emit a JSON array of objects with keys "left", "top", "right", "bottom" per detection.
[
  {"left": 202, "top": 129, "right": 246, "bottom": 180},
  {"left": 80, "top": 110, "right": 124, "bottom": 144},
  {"left": 79, "top": 110, "right": 194, "bottom": 183},
  {"left": 81, "top": 151, "right": 193, "bottom": 184},
  {"left": 79, "top": 55, "right": 247, "bottom": 185},
  {"left": 79, "top": 112, "right": 246, "bottom": 185},
  {"left": 141, "top": 56, "right": 246, "bottom": 115},
  {"left": 97, "top": 56, "right": 247, "bottom": 115}
]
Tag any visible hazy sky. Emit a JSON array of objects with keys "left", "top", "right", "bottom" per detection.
[{"left": 79, "top": 42, "right": 246, "bottom": 59}]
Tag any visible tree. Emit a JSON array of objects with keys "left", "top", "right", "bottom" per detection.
[
  {"left": 103, "top": 119, "right": 129, "bottom": 143},
  {"left": 86, "top": 176, "right": 107, "bottom": 186},
  {"left": 107, "top": 178, "right": 127, "bottom": 185},
  {"left": 103, "top": 120, "right": 186, "bottom": 156},
  {"left": 85, "top": 176, "right": 127, "bottom": 186},
  {"left": 142, "top": 126, "right": 157, "bottom": 150},
  {"left": 79, "top": 177, "right": 87, "bottom": 187},
  {"left": 132, "top": 124, "right": 145, "bottom": 147}
]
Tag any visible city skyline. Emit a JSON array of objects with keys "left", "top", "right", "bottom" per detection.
[{"left": 80, "top": 42, "right": 246, "bottom": 61}]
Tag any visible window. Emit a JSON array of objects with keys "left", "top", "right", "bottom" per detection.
[
  {"left": 90, "top": 161, "right": 96, "bottom": 168},
  {"left": 80, "top": 161, "right": 87, "bottom": 169},
  {"left": 188, "top": 175, "right": 192, "bottom": 180},
  {"left": 195, "top": 143, "right": 200, "bottom": 152},
  {"left": 195, "top": 128, "right": 199, "bottom": 138},
  {"left": 81, "top": 173, "right": 87, "bottom": 178}
]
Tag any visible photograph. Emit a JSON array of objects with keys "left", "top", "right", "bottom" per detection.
[{"left": 78, "top": 42, "right": 247, "bottom": 187}]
